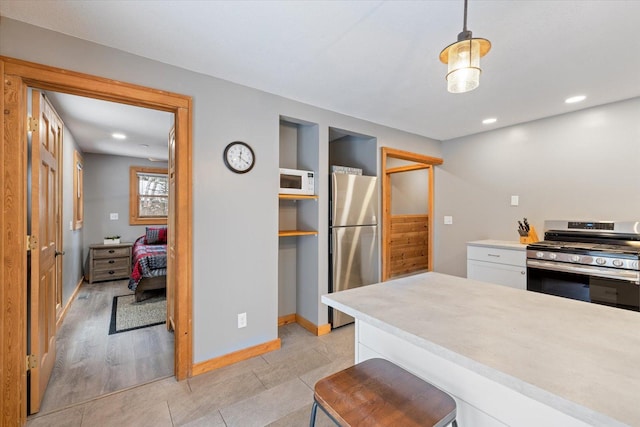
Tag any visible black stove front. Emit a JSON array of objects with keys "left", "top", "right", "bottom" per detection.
[{"left": 526, "top": 220, "right": 640, "bottom": 312}]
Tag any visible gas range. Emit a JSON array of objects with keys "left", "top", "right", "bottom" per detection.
[
  {"left": 527, "top": 221, "right": 640, "bottom": 271},
  {"left": 526, "top": 220, "right": 640, "bottom": 311}
]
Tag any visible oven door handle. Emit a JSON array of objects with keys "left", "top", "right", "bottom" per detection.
[{"left": 527, "top": 260, "right": 640, "bottom": 284}]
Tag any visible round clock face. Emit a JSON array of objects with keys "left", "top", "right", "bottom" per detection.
[{"left": 223, "top": 141, "right": 255, "bottom": 173}]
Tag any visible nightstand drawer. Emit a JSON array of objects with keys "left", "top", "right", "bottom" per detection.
[
  {"left": 93, "top": 247, "right": 130, "bottom": 259},
  {"left": 85, "top": 242, "right": 133, "bottom": 283},
  {"left": 92, "top": 267, "right": 130, "bottom": 282},
  {"left": 94, "top": 258, "right": 129, "bottom": 271}
]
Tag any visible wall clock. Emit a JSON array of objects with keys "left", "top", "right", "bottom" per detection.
[{"left": 223, "top": 141, "right": 255, "bottom": 174}]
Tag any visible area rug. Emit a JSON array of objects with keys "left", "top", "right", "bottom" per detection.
[{"left": 109, "top": 293, "right": 166, "bottom": 335}]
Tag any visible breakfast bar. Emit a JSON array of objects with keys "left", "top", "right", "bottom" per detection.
[{"left": 322, "top": 272, "right": 640, "bottom": 427}]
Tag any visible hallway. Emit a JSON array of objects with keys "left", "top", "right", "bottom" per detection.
[{"left": 37, "top": 280, "right": 174, "bottom": 413}]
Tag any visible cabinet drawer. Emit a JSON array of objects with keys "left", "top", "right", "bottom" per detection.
[
  {"left": 92, "top": 267, "right": 130, "bottom": 282},
  {"left": 93, "top": 258, "right": 129, "bottom": 271},
  {"left": 467, "top": 246, "right": 525, "bottom": 267},
  {"left": 93, "top": 247, "right": 130, "bottom": 259},
  {"left": 467, "top": 260, "right": 526, "bottom": 290}
]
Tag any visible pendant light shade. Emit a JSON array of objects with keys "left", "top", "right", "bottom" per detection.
[{"left": 439, "top": 0, "right": 491, "bottom": 94}]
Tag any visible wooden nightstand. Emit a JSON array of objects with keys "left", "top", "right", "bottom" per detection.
[{"left": 85, "top": 243, "right": 133, "bottom": 284}]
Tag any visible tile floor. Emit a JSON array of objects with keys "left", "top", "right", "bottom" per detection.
[{"left": 26, "top": 322, "right": 354, "bottom": 426}]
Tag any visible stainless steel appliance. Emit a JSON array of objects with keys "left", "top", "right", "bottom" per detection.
[
  {"left": 526, "top": 220, "right": 640, "bottom": 311},
  {"left": 329, "top": 173, "right": 379, "bottom": 328}
]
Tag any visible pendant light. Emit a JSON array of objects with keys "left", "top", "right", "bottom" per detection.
[{"left": 439, "top": 0, "right": 491, "bottom": 93}]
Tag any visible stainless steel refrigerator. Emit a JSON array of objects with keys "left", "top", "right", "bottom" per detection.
[{"left": 329, "top": 173, "right": 379, "bottom": 328}]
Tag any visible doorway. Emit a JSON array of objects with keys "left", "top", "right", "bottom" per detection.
[
  {"left": 1, "top": 56, "right": 193, "bottom": 425},
  {"left": 381, "top": 147, "right": 443, "bottom": 281},
  {"left": 31, "top": 89, "right": 175, "bottom": 413}
]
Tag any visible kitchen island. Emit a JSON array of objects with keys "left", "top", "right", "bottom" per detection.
[{"left": 322, "top": 272, "right": 640, "bottom": 427}]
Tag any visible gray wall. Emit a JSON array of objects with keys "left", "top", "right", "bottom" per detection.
[
  {"left": 83, "top": 153, "right": 168, "bottom": 253},
  {"left": 387, "top": 157, "right": 429, "bottom": 215},
  {"left": 61, "top": 126, "right": 84, "bottom": 306},
  {"left": 435, "top": 97, "right": 640, "bottom": 277},
  {"left": 278, "top": 121, "right": 299, "bottom": 317},
  {"left": 1, "top": 18, "right": 442, "bottom": 363},
  {"left": 328, "top": 134, "right": 377, "bottom": 176}
]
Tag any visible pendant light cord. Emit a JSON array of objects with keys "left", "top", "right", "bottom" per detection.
[{"left": 463, "top": 0, "right": 468, "bottom": 32}]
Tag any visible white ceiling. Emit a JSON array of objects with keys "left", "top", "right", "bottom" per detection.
[
  {"left": 3, "top": 0, "right": 640, "bottom": 158},
  {"left": 45, "top": 92, "right": 173, "bottom": 161}
]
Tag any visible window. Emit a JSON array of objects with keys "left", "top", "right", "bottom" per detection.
[
  {"left": 129, "top": 166, "right": 168, "bottom": 225},
  {"left": 73, "top": 150, "right": 84, "bottom": 230}
]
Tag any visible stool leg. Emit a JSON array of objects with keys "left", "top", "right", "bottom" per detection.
[
  {"left": 452, "top": 420, "right": 458, "bottom": 427},
  {"left": 309, "top": 401, "right": 318, "bottom": 427}
]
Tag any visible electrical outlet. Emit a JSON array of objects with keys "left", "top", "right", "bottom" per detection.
[
  {"left": 110, "top": 213, "right": 119, "bottom": 220},
  {"left": 444, "top": 216, "right": 453, "bottom": 225},
  {"left": 237, "top": 312, "right": 247, "bottom": 328}
]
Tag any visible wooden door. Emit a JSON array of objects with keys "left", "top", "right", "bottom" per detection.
[
  {"left": 29, "top": 90, "right": 63, "bottom": 414},
  {"left": 166, "top": 126, "right": 176, "bottom": 331},
  {"left": 381, "top": 147, "right": 442, "bottom": 281}
]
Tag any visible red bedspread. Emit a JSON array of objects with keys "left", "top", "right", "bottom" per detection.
[{"left": 128, "top": 236, "right": 167, "bottom": 291}]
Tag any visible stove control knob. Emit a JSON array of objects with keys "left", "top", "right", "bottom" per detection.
[
  {"left": 613, "top": 259, "right": 624, "bottom": 267},
  {"left": 595, "top": 258, "right": 606, "bottom": 265},
  {"left": 549, "top": 253, "right": 557, "bottom": 260},
  {"left": 633, "top": 261, "right": 639, "bottom": 269},
  {"left": 536, "top": 252, "right": 544, "bottom": 258},
  {"left": 571, "top": 255, "right": 580, "bottom": 262}
]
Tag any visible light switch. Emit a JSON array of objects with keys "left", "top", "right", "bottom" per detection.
[
  {"left": 110, "top": 213, "right": 119, "bottom": 220},
  {"left": 510, "top": 195, "right": 519, "bottom": 206},
  {"left": 444, "top": 216, "right": 453, "bottom": 225}
]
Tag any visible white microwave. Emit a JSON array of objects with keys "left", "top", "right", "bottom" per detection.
[{"left": 279, "top": 168, "right": 315, "bottom": 195}]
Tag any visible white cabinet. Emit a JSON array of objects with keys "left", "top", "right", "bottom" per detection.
[{"left": 467, "top": 241, "right": 526, "bottom": 290}]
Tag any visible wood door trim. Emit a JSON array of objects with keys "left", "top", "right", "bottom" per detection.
[
  {"left": 381, "top": 147, "right": 443, "bottom": 282},
  {"left": 1, "top": 56, "right": 190, "bottom": 110},
  {"left": 386, "top": 163, "right": 430, "bottom": 175},
  {"left": 1, "top": 56, "right": 194, "bottom": 425},
  {"left": 2, "top": 71, "right": 29, "bottom": 425}
]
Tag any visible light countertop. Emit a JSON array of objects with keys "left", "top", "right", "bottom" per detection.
[
  {"left": 467, "top": 239, "right": 527, "bottom": 250},
  {"left": 322, "top": 272, "right": 640, "bottom": 427}
]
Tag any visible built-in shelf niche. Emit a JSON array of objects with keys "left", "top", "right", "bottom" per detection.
[{"left": 278, "top": 116, "right": 320, "bottom": 332}]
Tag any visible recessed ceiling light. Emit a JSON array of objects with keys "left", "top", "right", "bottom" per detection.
[
  {"left": 482, "top": 118, "right": 497, "bottom": 125},
  {"left": 140, "top": 144, "right": 149, "bottom": 148},
  {"left": 112, "top": 132, "right": 127, "bottom": 140},
  {"left": 565, "top": 95, "right": 586, "bottom": 104}
]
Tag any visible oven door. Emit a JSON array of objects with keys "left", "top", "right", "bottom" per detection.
[
  {"left": 590, "top": 277, "right": 640, "bottom": 311},
  {"left": 527, "top": 260, "right": 640, "bottom": 311},
  {"left": 527, "top": 262, "right": 590, "bottom": 302}
]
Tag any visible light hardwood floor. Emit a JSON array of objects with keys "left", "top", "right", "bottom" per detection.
[
  {"left": 37, "top": 279, "right": 174, "bottom": 413},
  {"left": 27, "top": 318, "right": 354, "bottom": 426}
]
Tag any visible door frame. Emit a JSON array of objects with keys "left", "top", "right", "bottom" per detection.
[
  {"left": 1, "top": 56, "right": 194, "bottom": 425},
  {"left": 381, "top": 147, "right": 443, "bottom": 281}
]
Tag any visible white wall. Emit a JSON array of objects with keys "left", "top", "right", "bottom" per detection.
[
  {"left": 435, "top": 97, "right": 640, "bottom": 277},
  {"left": 1, "top": 18, "right": 442, "bottom": 364}
]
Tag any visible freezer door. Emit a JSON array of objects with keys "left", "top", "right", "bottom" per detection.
[
  {"left": 331, "top": 173, "right": 378, "bottom": 227},
  {"left": 331, "top": 225, "right": 379, "bottom": 328}
]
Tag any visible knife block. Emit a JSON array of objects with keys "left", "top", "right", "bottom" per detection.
[{"left": 519, "top": 226, "right": 539, "bottom": 244}]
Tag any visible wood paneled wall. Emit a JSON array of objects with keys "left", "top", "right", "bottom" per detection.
[{"left": 389, "top": 214, "right": 429, "bottom": 277}]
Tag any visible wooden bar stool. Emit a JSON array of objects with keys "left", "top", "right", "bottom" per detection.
[{"left": 310, "top": 358, "right": 458, "bottom": 427}]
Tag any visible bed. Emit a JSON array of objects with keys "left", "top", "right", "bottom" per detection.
[{"left": 128, "top": 227, "right": 168, "bottom": 302}]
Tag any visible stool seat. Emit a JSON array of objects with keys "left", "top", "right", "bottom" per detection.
[{"left": 311, "top": 358, "right": 457, "bottom": 427}]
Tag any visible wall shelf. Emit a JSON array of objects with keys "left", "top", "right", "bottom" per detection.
[
  {"left": 278, "top": 194, "right": 318, "bottom": 200},
  {"left": 278, "top": 230, "right": 318, "bottom": 237}
]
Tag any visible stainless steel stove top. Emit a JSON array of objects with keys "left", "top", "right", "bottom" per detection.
[{"left": 526, "top": 220, "right": 640, "bottom": 271}]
